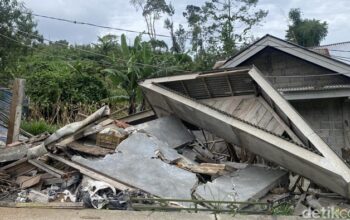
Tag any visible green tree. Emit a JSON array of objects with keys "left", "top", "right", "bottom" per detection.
[
  {"left": 95, "top": 34, "right": 119, "bottom": 55},
  {"left": 174, "top": 24, "right": 187, "bottom": 53},
  {"left": 183, "top": 0, "right": 267, "bottom": 69},
  {"left": 164, "top": 3, "right": 181, "bottom": 53},
  {"left": 130, "top": 0, "right": 171, "bottom": 40},
  {"left": 286, "top": 8, "right": 328, "bottom": 47},
  {"left": 104, "top": 34, "right": 155, "bottom": 114},
  {"left": 104, "top": 34, "right": 191, "bottom": 114},
  {"left": 183, "top": 5, "right": 206, "bottom": 54},
  {"left": 0, "top": 0, "right": 41, "bottom": 84},
  {"left": 207, "top": 0, "right": 268, "bottom": 56}
]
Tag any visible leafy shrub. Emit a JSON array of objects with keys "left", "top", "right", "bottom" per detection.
[
  {"left": 25, "top": 62, "right": 108, "bottom": 107},
  {"left": 21, "top": 119, "right": 59, "bottom": 135}
]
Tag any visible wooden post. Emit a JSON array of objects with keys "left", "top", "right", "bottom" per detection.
[{"left": 6, "top": 78, "right": 25, "bottom": 145}]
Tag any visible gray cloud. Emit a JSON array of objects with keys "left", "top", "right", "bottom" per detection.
[{"left": 23, "top": 0, "right": 350, "bottom": 45}]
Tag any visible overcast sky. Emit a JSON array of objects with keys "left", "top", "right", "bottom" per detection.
[{"left": 22, "top": 0, "right": 350, "bottom": 46}]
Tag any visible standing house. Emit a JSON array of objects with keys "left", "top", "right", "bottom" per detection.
[{"left": 221, "top": 35, "right": 350, "bottom": 158}]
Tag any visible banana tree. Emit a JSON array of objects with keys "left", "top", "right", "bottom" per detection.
[{"left": 103, "top": 34, "right": 154, "bottom": 114}]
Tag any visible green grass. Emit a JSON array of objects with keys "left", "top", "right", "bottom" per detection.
[
  {"left": 21, "top": 119, "right": 59, "bottom": 135},
  {"left": 272, "top": 203, "right": 294, "bottom": 216}
]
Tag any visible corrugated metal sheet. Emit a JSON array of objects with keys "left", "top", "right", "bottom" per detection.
[
  {"left": 0, "top": 88, "right": 12, "bottom": 115},
  {"left": 0, "top": 87, "right": 28, "bottom": 124},
  {"left": 277, "top": 84, "right": 350, "bottom": 92},
  {"left": 313, "top": 41, "right": 350, "bottom": 64},
  {"left": 160, "top": 73, "right": 255, "bottom": 99}
]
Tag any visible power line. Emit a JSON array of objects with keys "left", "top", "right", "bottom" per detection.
[
  {"left": 3, "top": 31, "right": 350, "bottom": 79},
  {"left": 3, "top": 29, "right": 350, "bottom": 77},
  {"left": 22, "top": 12, "right": 175, "bottom": 39},
  {"left": 3, "top": 18, "right": 350, "bottom": 75},
  {"left": 333, "top": 56, "right": 350, "bottom": 63},
  {"left": 265, "top": 72, "right": 350, "bottom": 78},
  {"left": 22, "top": 12, "right": 350, "bottom": 54},
  {"left": 0, "top": 32, "right": 75, "bottom": 65},
  {"left": 0, "top": 27, "right": 189, "bottom": 73},
  {"left": 5, "top": 30, "right": 350, "bottom": 79},
  {"left": 18, "top": 8, "right": 350, "bottom": 68}
]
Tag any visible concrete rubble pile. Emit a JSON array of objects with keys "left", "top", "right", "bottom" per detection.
[
  {"left": 0, "top": 67, "right": 349, "bottom": 216},
  {"left": 0, "top": 109, "right": 285, "bottom": 212}
]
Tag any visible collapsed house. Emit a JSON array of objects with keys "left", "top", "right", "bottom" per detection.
[
  {"left": 220, "top": 35, "right": 350, "bottom": 159},
  {"left": 1, "top": 35, "right": 350, "bottom": 214},
  {"left": 139, "top": 65, "right": 350, "bottom": 198}
]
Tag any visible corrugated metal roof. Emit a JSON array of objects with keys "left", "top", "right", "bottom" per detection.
[
  {"left": 0, "top": 87, "right": 29, "bottom": 124},
  {"left": 277, "top": 84, "right": 350, "bottom": 92},
  {"left": 0, "top": 88, "right": 12, "bottom": 123},
  {"left": 314, "top": 41, "right": 350, "bottom": 64}
]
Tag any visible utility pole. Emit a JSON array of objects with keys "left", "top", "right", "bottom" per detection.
[{"left": 6, "top": 78, "right": 25, "bottom": 145}]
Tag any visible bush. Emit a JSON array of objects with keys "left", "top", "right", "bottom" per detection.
[
  {"left": 26, "top": 68, "right": 109, "bottom": 107},
  {"left": 21, "top": 119, "right": 59, "bottom": 135}
]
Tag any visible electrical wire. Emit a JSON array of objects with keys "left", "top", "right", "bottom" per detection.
[
  {"left": 0, "top": 32, "right": 75, "bottom": 65},
  {"left": 12, "top": 28, "right": 190, "bottom": 72},
  {"left": 0, "top": 29, "right": 190, "bottom": 73},
  {"left": 265, "top": 72, "right": 350, "bottom": 78},
  {"left": 21, "top": 12, "right": 350, "bottom": 54},
  {"left": 2, "top": 31, "right": 350, "bottom": 79},
  {"left": 2, "top": 20, "right": 350, "bottom": 77},
  {"left": 22, "top": 12, "right": 176, "bottom": 39},
  {"left": 13, "top": 19, "right": 350, "bottom": 66}
]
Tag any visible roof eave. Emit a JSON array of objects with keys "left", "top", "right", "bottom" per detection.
[{"left": 222, "top": 35, "right": 350, "bottom": 77}]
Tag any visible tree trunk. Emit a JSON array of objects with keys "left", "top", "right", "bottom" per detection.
[{"left": 128, "top": 94, "right": 136, "bottom": 115}]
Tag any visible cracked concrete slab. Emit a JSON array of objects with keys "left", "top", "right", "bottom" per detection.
[
  {"left": 194, "top": 166, "right": 287, "bottom": 202},
  {"left": 72, "top": 152, "right": 197, "bottom": 200},
  {"left": 131, "top": 116, "right": 194, "bottom": 148},
  {"left": 116, "top": 132, "right": 182, "bottom": 162}
]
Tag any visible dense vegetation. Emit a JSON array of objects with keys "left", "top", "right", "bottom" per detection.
[
  {"left": 286, "top": 8, "right": 328, "bottom": 47},
  {"left": 0, "top": 0, "right": 329, "bottom": 128}
]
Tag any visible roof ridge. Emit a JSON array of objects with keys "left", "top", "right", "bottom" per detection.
[{"left": 316, "top": 41, "right": 350, "bottom": 48}]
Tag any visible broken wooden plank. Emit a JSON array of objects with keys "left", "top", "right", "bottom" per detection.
[
  {"left": 116, "top": 109, "right": 155, "bottom": 125},
  {"left": 55, "top": 118, "right": 114, "bottom": 147},
  {"left": 188, "top": 163, "right": 235, "bottom": 175},
  {"left": 16, "top": 175, "right": 41, "bottom": 189},
  {"left": 191, "top": 142, "right": 215, "bottom": 162},
  {"left": 96, "top": 127, "right": 127, "bottom": 149},
  {"left": 0, "top": 158, "right": 27, "bottom": 171},
  {"left": 6, "top": 78, "right": 25, "bottom": 145},
  {"left": 44, "top": 106, "right": 111, "bottom": 147},
  {"left": 76, "top": 112, "right": 88, "bottom": 121},
  {"left": 67, "top": 141, "right": 114, "bottom": 156},
  {"left": 28, "top": 133, "right": 50, "bottom": 144},
  {"left": 3, "top": 161, "right": 36, "bottom": 178},
  {"left": 28, "top": 159, "right": 65, "bottom": 178},
  {"left": 47, "top": 153, "right": 131, "bottom": 191}
]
